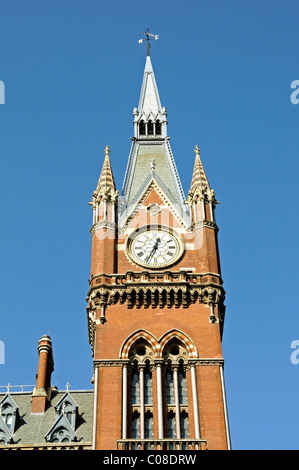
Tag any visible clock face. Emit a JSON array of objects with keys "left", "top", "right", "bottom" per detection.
[{"left": 127, "top": 228, "right": 184, "bottom": 268}]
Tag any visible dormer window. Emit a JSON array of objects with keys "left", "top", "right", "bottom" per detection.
[
  {"left": 45, "top": 391, "right": 78, "bottom": 443},
  {"left": 54, "top": 392, "right": 78, "bottom": 430},
  {"left": 0, "top": 394, "right": 19, "bottom": 435}
]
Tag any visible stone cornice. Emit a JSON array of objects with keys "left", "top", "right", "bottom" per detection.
[
  {"left": 86, "top": 271, "right": 225, "bottom": 312},
  {"left": 193, "top": 219, "right": 219, "bottom": 231},
  {"left": 88, "top": 270, "right": 223, "bottom": 290},
  {"left": 90, "top": 220, "right": 117, "bottom": 233},
  {"left": 86, "top": 270, "right": 226, "bottom": 351}
]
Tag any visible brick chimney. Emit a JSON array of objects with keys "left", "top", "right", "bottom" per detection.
[{"left": 31, "top": 335, "right": 54, "bottom": 414}]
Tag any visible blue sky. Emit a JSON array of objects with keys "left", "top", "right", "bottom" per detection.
[{"left": 0, "top": 0, "right": 298, "bottom": 450}]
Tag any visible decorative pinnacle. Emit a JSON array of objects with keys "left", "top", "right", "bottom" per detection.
[
  {"left": 195, "top": 145, "right": 200, "bottom": 157},
  {"left": 105, "top": 145, "right": 110, "bottom": 157}
]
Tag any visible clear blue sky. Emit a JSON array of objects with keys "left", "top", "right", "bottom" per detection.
[{"left": 0, "top": 0, "right": 298, "bottom": 450}]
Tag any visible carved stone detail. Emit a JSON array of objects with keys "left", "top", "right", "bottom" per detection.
[{"left": 86, "top": 270, "right": 226, "bottom": 351}]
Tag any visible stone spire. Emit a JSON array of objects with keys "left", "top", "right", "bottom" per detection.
[
  {"left": 92, "top": 146, "right": 118, "bottom": 205},
  {"left": 187, "top": 146, "right": 218, "bottom": 205}
]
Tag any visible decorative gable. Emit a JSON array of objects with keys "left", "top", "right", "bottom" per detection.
[
  {"left": 0, "top": 393, "right": 19, "bottom": 436},
  {"left": 45, "top": 413, "right": 77, "bottom": 443},
  {"left": 54, "top": 391, "right": 78, "bottom": 430},
  {"left": 45, "top": 391, "right": 78, "bottom": 443},
  {"left": 120, "top": 175, "right": 191, "bottom": 231}
]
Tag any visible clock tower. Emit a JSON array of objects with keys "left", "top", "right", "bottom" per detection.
[{"left": 87, "top": 41, "right": 231, "bottom": 451}]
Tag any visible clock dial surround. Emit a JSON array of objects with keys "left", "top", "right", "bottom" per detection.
[{"left": 126, "top": 227, "right": 184, "bottom": 268}]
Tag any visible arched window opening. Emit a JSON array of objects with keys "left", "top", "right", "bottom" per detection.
[
  {"left": 121, "top": 333, "right": 199, "bottom": 447},
  {"left": 144, "top": 410, "right": 153, "bottom": 439},
  {"left": 167, "top": 410, "right": 176, "bottom": 439},
  {"left": 148, "top": 120, "right": 154, "bottom": 135},
  {"left": 139, "top": 120, "right": 146, "bottom": 135},
  {"left": 156, "top": 120, "right": 162, "bottom": 135},
  {"left": 162, "top": 340, "right": 190, "bottom": 444},
  {"left": 128, "top": 341, "right": 154, "bottom": 442},
  {"left": 180, "top": 410, "right": 189, "bottom": 439},
  {"left": 132, "top": 410, "right": 140, "bottom": 439},
  {"left": 50, "top": 427, "right": 71, "bottom": 443}
]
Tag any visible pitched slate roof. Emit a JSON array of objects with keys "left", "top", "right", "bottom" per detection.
[{"left": 0, "top": 389, "right": 93, "bottom": 449}]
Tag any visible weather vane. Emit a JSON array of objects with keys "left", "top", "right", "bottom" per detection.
[{"left": 138, "top": 28, "right": 159, "bottom": 56}]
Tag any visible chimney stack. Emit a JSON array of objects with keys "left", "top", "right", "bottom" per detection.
[{"left": 31, "top": 335, "right": 54, "bottom": 414}]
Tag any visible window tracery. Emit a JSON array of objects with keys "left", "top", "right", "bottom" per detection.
[{"left": 124, "top": 335, "right": 192, "bottom": 442}]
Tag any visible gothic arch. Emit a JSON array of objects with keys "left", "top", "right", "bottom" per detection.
[
  {"left": 119, "top": 329, "right": 159, "bottom": 359},
  {"left": 158, "top": 329, "right": 198, "bottom": 359}
]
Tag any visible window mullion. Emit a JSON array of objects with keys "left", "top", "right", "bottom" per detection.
[
  {"left": 139, "top": 365, "right": 145, "bottom": 440},
  {"left": 173, "top": 365, "right": 181, "bottom": 440}
]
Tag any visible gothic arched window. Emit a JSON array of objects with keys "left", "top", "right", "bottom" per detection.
[
  {"left": 167, "top": 410, "right": 176, "bottom": 439},
  {"left": 144, "top": 410, "right": 153, "bottom": 439},
  {"left": 50, "top": 427, "right": 72, "bottom": 443},
  {"left": 128, "top": 342, "right": 154, "bottom": 441},
  {"left": 180, "top": 410, "right": 189, "bottom": 439},
  {"left": 162, "top": 341, "right": 189, "bottom": 441},
  {"left": 121, "top": 332, "right": 200, "bottom": 448},
  {"left": 131, "top": 410, "right": 140, "bottom": 439}
]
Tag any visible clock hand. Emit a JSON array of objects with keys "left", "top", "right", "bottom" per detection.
[{"left": 146, "top": 238, "right": 161, "bottom": 263}]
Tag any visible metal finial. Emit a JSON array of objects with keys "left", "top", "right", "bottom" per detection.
[{"left": 138, "top": 28, "right": 159, "bottom": 56}]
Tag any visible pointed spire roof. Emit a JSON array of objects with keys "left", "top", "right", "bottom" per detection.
[
  {"left": 190, "top": 145, "right": 210, "bottom": 194},
  {"left": 96, "top": 146, "right": 116, "bottom": 193},
  {"left": 138, "top": 54, "right": 162, "bottom": 115},
  {"left": 188, "top": 146, "right": 218, "bottom": 204},
  {"left": 92, "top": 146, "right": 118, "bottom": 204}
]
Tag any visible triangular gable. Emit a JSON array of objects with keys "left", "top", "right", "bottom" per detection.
[
  {"left": 0, "top": 393, "right": 18, "bottom": 411},
  {"left": 122, "top": 141, "right": 186, "bottom": 218},
  {"left": 0, "top": 393, "right": 19, "bottom": 435},
  {"left": 44, "top": 412, "right": 76, "bottom": 443},
  {"left": 55, "top": 391, "right": 78, "bottom": 415},
  {"left": 119, "top": 174, "right": 191, "bottom": 230}
]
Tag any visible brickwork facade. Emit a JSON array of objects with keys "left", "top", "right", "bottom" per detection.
[{"left": 87, "top": 50, "right": 231, "bottom": 450}]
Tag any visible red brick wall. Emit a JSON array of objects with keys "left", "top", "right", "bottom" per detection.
[{"left": 90, "top": 186, "right": 228, "bottom": 450}]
